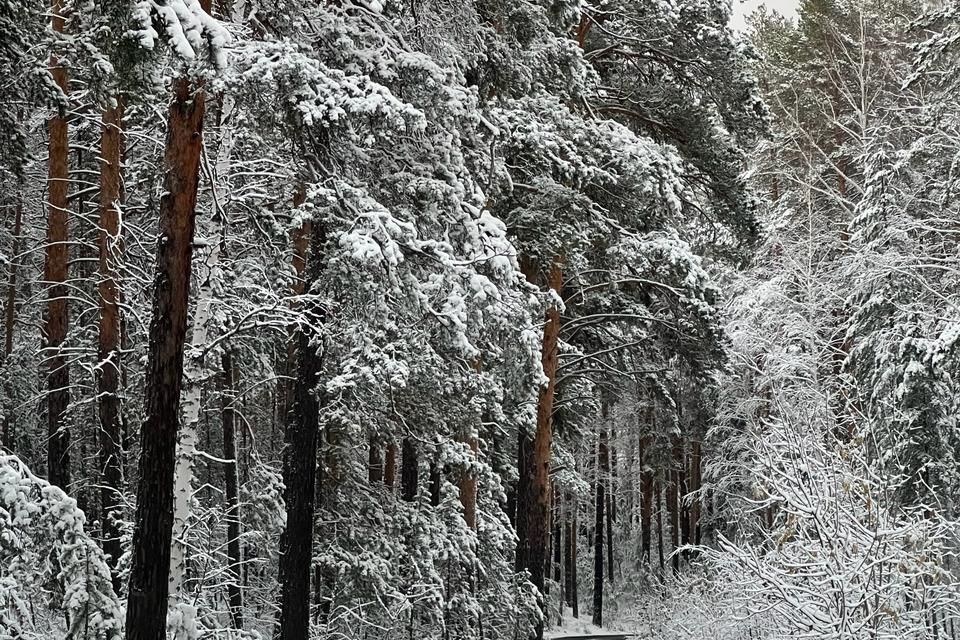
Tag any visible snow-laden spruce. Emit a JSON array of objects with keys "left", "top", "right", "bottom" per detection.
[{"left": 0, "top": 455, "right": 122, "bottom": 640}]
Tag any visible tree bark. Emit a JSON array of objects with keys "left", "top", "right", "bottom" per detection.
[
  {"left": 429, "top": 455, "right": 441, "bottom": 507},
  {"left": 124, "top": 75, "right": 206, "bottom": 640},
  {"left": 655, "top": 479, "right": 664, "bottom": 574},
  {"left": 459, "top": 434, "right": 478, "bottom": 528},
  {"left": 677, "top": 438, "right": 690, "bottom": 556},
  {"left": 368, "top": 439, "right": 383, "bottom": 484},
  {"left": 44, "top": 0, "right": 71, "bottom": 490},
  {"left": 2, "top": 193, "right": 22, "bottom": 450},
  {"left": 401, "top": 437, "right": 418, "bottom": 502},
  {"left": 689, "top": 439, "right": 701, "bottom": 546},
  {"left": 563, "top": 492, "right": 577, "bottom": 617},
  {"left": 222, "top": 350, "right": 243, "bottom": 629},
  {"left": 639, "top": 434, "right": 653, "bottom": 564},
  {"left": 667, "top": 458, "right": 680, "bottom": 576},
  {"left": 384, "top": 442, "right": 397, "bottom": 488},
  {"left": 98, "top": 96, "right": 125, "bottom": 593},
  {"left": 278, "top": 217, "right": 327, "bottom": 640},
  {"left": 516, "top": 258, "right": 562, "bottom": 640},
  {"left": 592, "top": 428, "right": 606, "bottom": 627},
  {"left": 605, "top": 482, "right": 614, "bottom": 584}
]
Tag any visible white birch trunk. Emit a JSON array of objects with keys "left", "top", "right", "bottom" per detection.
[{"left": 167, "top": 88, "right": 237, "bottom": 638}]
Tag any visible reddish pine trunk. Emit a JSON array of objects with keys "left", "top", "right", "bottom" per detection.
[
  {"left": 98, "top": 97, "right": 125, "bottom": 592},
  {"left": 459, "top": 435, "right": 478, "bottom": 528},
  {"left": 516, "top": 259, "right": 562, "bottom": 640},
  {"left": 124, "top": 76, "right": 205, "bottom": 640},
  {"left": 44, "top": 4, "right": 71, "bottom": 489}
]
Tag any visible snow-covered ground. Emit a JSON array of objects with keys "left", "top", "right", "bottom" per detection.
[{"left": 545, "top": 609, "right": 628, "bottom": 639}]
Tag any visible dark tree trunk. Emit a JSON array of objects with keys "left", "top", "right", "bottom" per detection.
[
  {"left": 690, "top": 439, "right": 702, "bottom": 546},
  {"left": 2, "top": 193, "right": 21, "bottom": 450},
  {"left": 667, "top": 465, "right": 680, "bottom": 576},
  {"left": 368, "top": 440, "right": 383, "bottom": 484},
  {"left": 592, "top": 496, "right": 604, "bottom": 623},
  {"left": 98, "top": 97, "right": 125, "bottom": 593},
  {"left": 639, "top": 435, "right": 653, "bottom": 564},
  {"left": 44, "top": 3, "right": 71, "bottom": 489},
  {"left": 677, "top": 438, "right": 690, "bottom": 557},
  {"left": 592, "top": 428, "right": 607, "bottom": 627},
  {"left": 401, "top": 437, "right": 418, "bottom": 502},
  {"left": 222, "top": 350, "right": 243, "bottom": 629},
  {"left": 384, "top": 442, "right": 397, "bottom": 488},
  {"left": 281, "top": 207, "right": 310, "bottom": 428},
  {"left": 429, "top": 455, "right": 441, "bottom": 507},
  {"left": 553, "top": 492, "right": 562, "bottom": 585},
  {"left": 124, "top": 75, "right": 206, "bottom": 640},
  {"left": 655, "top": 480, "right": 664, "bottom": 574},
  {"left": 563, "top": 492, "right": 577, "bottom": 617},
  {"left": 605, "top": 482, "right": 614, "bottom": 584},
  {"left": 278, "top": 217, "right": 327, "bottom": 640},
  {"left": 514, "top": 427, "right": 531, "bottom": 557},
  {"left": 516, "top": 259, "right": 562, "bottom": 640}
]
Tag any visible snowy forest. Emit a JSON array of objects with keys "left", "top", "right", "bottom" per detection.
[{"left": 5, "top": 0, "right": 960, "bottom": 638}]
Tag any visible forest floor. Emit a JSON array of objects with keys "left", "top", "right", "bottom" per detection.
[{"left": 545, "top": 610, "right": 632, "bottom": 639}]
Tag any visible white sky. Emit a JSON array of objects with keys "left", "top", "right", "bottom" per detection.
[{"left": 730, "top": 0, "right": 801, "bottom": 31}]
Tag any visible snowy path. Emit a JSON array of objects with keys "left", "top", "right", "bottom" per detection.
[{"left": 547, "top": 634, "right": 633, "bottom": 640}]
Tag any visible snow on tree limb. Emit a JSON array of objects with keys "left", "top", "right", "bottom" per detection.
[{"left": 128, "top": 0, "right": 230, "bottom": 67}]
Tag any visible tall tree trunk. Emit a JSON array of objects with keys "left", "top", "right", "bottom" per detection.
[
  {"left": 401, "top": 437, "right": 418, "bottom": 502},
  {"left": 514, "top": 426, "right": 531, "bottom": 552},
  {"left": 384, "top": 442, "right": 397, "bottom": 488},
  {"left": 168, "top": 83, "right": 238, "bottom": 609},
  {"left": 368, "top": 439, "right": 384, "bottom": 484},
  {"left": 592, "top": 427, "right": 607, "bottom": 627},
  {"left": 44, "top": 0, "right": 71, "bottom": 490},
  {"left": 516, "top": 258, "right": 562, "bottom": 640},
  {"left": 2, "top": 193, "right": 22, "bottom": 450},
  {"left": 281, "top": 201, "right": 310, "bottom": 427},
  {"left": 124, "top": 75, "right": 206, "bottom": 640},
  {"left": 677, "top": 438, "right": 690, "bottom": 556},
  {"left": 605, "top": 483, "right": 614, "bottom": 584},
  {"left": 222, "top": 350, "right": 243, "bottom": 629},
  {"left": 554, "top": 490, "right": 563, "bottom": 625},
  {"left": 459, "top": 433, "right": 478, "bottom": 528},
  {"left": 639, "top": 434, "right": 653, "bottom": 564},
  {"left": 564, "top": 492, "right": 578, "bottom": 618},
  {"left": 552, "top": 490, "right": 562, "bottom": 586},
  {"left": 168, "top": 216, "right": 223, "bottom": 607},
  {"left": 655, "top": 479, "right": 664, "bottom": 574},
  {"left": 429, "top": 455, "right": 441, "bottom": 507},
  {"left": 278, "top": 217, "right": 327, "bottom": 640},
  {"left": 98, "top": 96, "right": 125, "bottom": 593},
  {"left": 689, "top": 439, "right": 701, "bottom": 546},
  {"left": 667, "top": 461, "right": 680, "bottom": 576}
]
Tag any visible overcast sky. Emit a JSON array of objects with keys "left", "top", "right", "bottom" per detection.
[{"left": 730, "top": 0, "right": 801, "bottom": 30}]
